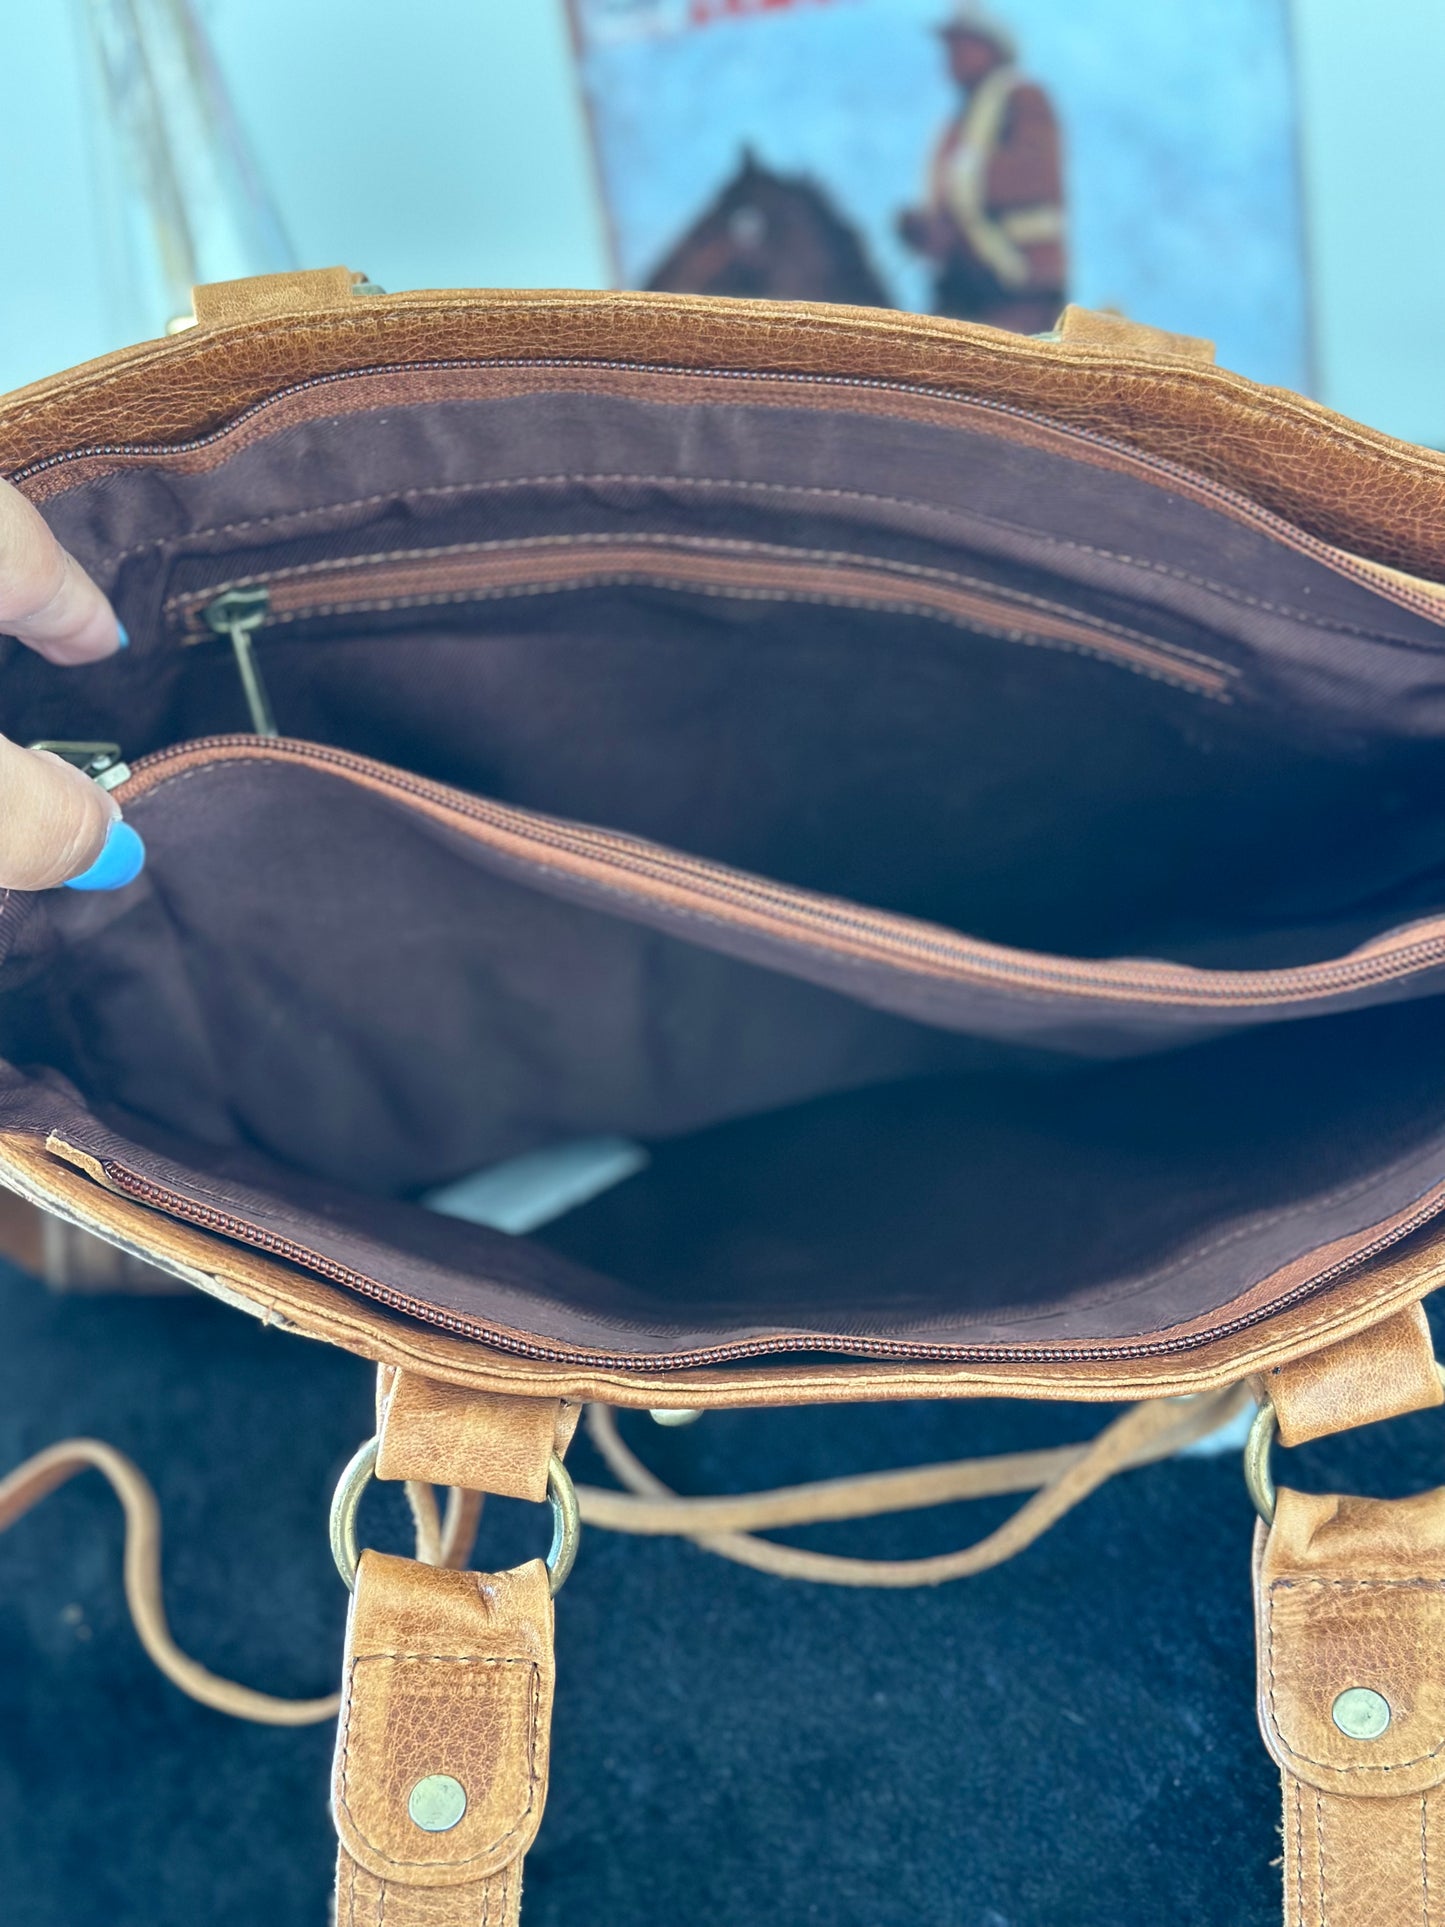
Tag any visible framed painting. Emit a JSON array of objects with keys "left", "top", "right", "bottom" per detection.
[{"left": 566, "top": 0, "right": 1312, "bottom": 389}]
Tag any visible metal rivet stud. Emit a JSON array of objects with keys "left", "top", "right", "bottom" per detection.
[
  {"left": 1332, "top": 1688, "right": 1392, "bottom": 1741},
  {"left": 408, "top": 1774, "right": 468, "bottom": 1832}
]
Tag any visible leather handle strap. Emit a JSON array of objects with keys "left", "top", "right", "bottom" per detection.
[
  {"left": 1053, "top": 303, "right": 1215, "bottom": 364},
  {"left": 190, "top": 267, "right": 368, "bottom": 329},
  {"left": 333, "top": 1552, "right": 554, "bottom": 1927},
  {"left": 1254, "top": 1486, "right": 1445, "bottom": 1925},
  {"left": 378, "top": 1369, "right": 579, "bottom": 1502},
  {"left": 1253, "top": 1302, "right": 1444, "bottom": 1448},
  {"left": 333, "top": 1379, "right": 568, "bottom": 1924}
]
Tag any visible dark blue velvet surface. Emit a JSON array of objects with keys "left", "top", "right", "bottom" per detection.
[{"left": 1, "top": 1261, "right": 1441, "bottom": 1926}]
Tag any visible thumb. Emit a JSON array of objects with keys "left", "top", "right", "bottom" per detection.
[{"left": 0, "top": 737, "right": 140, "bottom": 891}]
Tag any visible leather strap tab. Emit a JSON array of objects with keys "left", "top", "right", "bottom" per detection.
[
  {"left": 1260, "top": 1302, "right": 1443, "bottom": 1447},
  {"left": 332, "top": 1551, "right": 554, "bottom": 1923},
  {"left": 1055, "top": 303, "right": 1216, "bottom": 364},
  {"left": 377, "top": 1371, "right": 579, "bottom": 1502},
  {"left": 1255, "top": 1486, "right": 1445, "bottom": 1924},
  {"left": 191, "top": 267, "right": 364, "bottom": 329}
]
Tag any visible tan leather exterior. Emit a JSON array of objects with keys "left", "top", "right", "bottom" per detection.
[
  {"left": 0, "top": 1190, "right": 44, "bottom": 1277},
  {"left": 1055, "top": 303, "right": 1216, "bottom": 365},
  {"left": 3, "top": 271, "right": 1444, "bottom": 1407},
  {"left": 36, "top": 1214, "right": 186, "bottom": 1293},
  {"left": 377, "top": 1371, "right": 579, "bottom": 1502},
  {"left": 0, "top": 1191, "right": 184, "bottom": 1292},
  {"left": 338, "top": 1853, "right": 520, "bottom": 1924},
  {"left": 333, "top": 1552, "right": 553, "bottom": 1924},
  {"left": 1258, "top": 1302, "right": 1444, "bottom": 1447},
  {"left": 4, "top": 273, "right": 1445, "bottom": 580},
  {"left": 1256, "top": 1487, "right": 1445, "bottom": 1924},
  {"left": 5, "top": 1131, "right": 1445, "bottom": 1406}
]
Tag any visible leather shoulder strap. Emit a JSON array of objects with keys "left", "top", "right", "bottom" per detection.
[
  {"left": 333, "top": 1552, "right": 554, "bottom": 1927},
  {"left": 1255, "top": 1486, "right": 1445, "bottom": 1924}
]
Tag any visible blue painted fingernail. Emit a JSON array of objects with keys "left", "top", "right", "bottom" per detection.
[
  {"left": 115, "top": 621, "right": 130, "bottom": 650},
  {"left": 64, "top": 820, "right": 146, "bottom": 891}
]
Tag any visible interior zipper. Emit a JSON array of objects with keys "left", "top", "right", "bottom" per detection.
[
  {"left": 26, "top": 350, "right": 1445, "bottom": 1369},
  {"left": 74, "top": 1153, "right": 1445, "bottom": 1371},
  {"left": 204, "top": 586, "right": 278, "bottom": 737},
  {"left": 173, "top": 538, "right": 1233, "bottom": 701},
  {"left": 113, "top": 734, "right": 1445, "bottom": 1009}
]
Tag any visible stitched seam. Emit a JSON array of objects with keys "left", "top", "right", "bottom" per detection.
[
  {"left": 337, "top": 1656, "right": 541, "bottom": 1870},
  {"left": 224, "top": 576, "right": 1229, "bottom": 701},
  {"left": 1274, "top": 1580, "right": 1445, "bottom": 1592},
  {"left": 90, "top": 1129, "right": 1445, "bottom": 1371},
  {"left": 7, "top": 309, "right": 1440, "bottom": 480},
  {"left": 94, "top": 951, "right": 1442, "bottom": 1299},
  {"left": 1295, "top": 1778, "right": 1305, "bottom": 1927},
  {"left": 1424, "top": 1792, "right": 1431, "bottom": 1926},
  {"left": 161, "top": 532, "right": 1236, "bottom": 679},
  {"left": 1317, "top": 1790, "right": 1325, "bottom": 1926},
  {"left": 1267, "top": 1580, "right": 1445, "bottom": 1773},
  {"left": 128, "top": 758, "right": 1445, "bottom": 1007},
  {"left": 73, "top": 467, "right": 1439, "bottom": 650}
]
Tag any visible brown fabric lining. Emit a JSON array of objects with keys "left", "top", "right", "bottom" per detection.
[{"left": 1, "top": 374, "right": 1443, "bottom": 1363}]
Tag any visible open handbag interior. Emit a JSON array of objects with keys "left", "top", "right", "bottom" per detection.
[{"left": 4, "top": 347, "right": 1445, "bottom": 1373}]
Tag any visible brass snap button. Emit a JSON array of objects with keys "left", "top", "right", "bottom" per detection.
[
  {"left": 408, "top": 1773, "right": 468, "bottom": 1832},
  {"left": 1331, "top": 1688, "right": 1391, "bottom": 1741}
]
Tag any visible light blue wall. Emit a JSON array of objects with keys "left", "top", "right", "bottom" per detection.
[
  {"left": 204, "top": 0, "right": 610, "bottom": 297},
  {"left": 1, "top": 2, "right": 1441, "bottom": 442},
  {"left": 0, "top": 0, "right": 610, "bottom": 398},
  {"left": 1293, "top": 0, "right": 1445, "bottom": 442}
]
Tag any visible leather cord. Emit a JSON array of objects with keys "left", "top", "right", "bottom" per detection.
[
  {"left": 0, "top": 1437, "right": 340, "bottom": 1725},
  {"left": 0, "top": 1388, "right": 1244, "bottom": 1720},
  {"left": 578, "top": 1388, "right": 1247, "bottom": 1586}
]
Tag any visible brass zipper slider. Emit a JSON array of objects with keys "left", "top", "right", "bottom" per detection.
[
  {"left": 28, "top": 741, "right": 132, "bottom": 790},
  {"left": 203, "top": 586, "right": 279, "bottom": 737}
]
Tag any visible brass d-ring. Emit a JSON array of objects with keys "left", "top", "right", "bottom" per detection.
[
  {"left": 329, "top": 1437, "right": 580, "bottom": 1595},
  {"left": 1242, "top": 1400, "right": 1279, "bottom": 1524},
  {"left": 1244, "top": 1360, "right": 1445, "bottom": 1525}
]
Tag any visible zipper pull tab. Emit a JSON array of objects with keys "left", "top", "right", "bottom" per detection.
[
  {"left": 27, "top": 741, "right": 132, "bottom": 791},
  {"left": 204, "top": 586, "right": 279, "bottom": 738}
]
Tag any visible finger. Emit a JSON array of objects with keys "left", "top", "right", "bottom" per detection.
[
  {"left": 0, "top": 738, "right": 125, "bottom": 890},
  {"left": 0, "top": 476, "right": 125, "bottom": 665}
]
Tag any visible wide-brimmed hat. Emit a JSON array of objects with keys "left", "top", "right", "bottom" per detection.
[{"left": 935, "top": 3, "right": 1018, "bottom": 58}]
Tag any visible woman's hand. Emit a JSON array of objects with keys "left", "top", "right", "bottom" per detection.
[{"left": 0, "top": 476, "right": 143, "bottom": 891}]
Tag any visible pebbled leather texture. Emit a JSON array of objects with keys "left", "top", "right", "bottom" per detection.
[
  {"left": 332, "top": 1551, "right": 554, "bottom": 1921},
  {"left": 1259, "top": 1302, "right": 1445, "bottom": 1447},
  {"left": 337, "top": 1853, "right": 520, "bottom": 1924},
  {"left": 3, "top": 274, "right": 1445, "bottom": 579},
  {"left": 1256, "top": 1488, "right": 1445, "bottom": 1923},
  {"left": 377, "top": 1371, "right": 579, "bottom": 1503}
]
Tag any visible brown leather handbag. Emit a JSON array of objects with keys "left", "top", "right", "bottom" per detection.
[{"left": 2, "top": 270, "right": 1445, "bottom": 1924}]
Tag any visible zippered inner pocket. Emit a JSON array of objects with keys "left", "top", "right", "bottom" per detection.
[
  {"left": 105, "top": 734, "right": 1445, "bottom": 1037},
  {"left": 15, "top": 737, "right": 1445, "bottom": 1370},
  {"left": 8, "top": 357, "right": 1445, "bottom": 1369},
  {"left": 115, "top": 530, "right": 1439, "bottom": 979},
  {"left": 168, "top": 534, "right": 1234, "bottom": 701}
]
